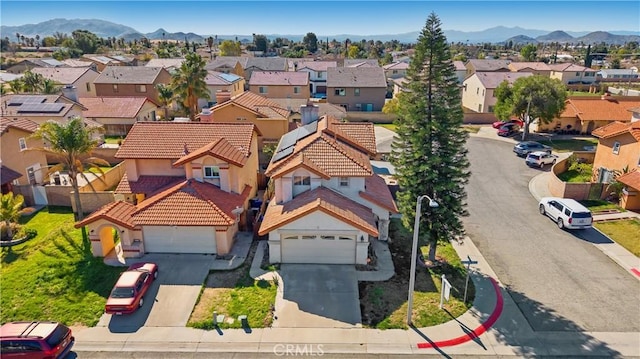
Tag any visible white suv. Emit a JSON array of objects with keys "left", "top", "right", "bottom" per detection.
[
  {"left": 539, "top": 197, "right": 593, "bottom": 230},
  {"left": 526, "top": 151, "right": 558, "bottom": 168}
]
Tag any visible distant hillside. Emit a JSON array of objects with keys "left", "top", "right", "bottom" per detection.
[
  {"left": 503, "top": 35, "right": 538, "bottom": 45},
  {"left": 1, "top": 19, "right": 638, "bottom": 45}
]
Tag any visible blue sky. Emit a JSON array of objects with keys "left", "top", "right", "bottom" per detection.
[{"left": 1, "top": 1, "right": 639, "bottom": 35}]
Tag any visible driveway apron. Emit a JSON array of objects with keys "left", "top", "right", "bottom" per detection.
[{"left": 275, "top": 264, "right": 361, "bottom": 328}]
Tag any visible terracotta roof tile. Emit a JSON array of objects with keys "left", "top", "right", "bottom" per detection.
[
  {"left": 331, "top": 121, "right": 377, "bottom": 155},
  {"left": 79, "top": 97, "right": 154, "bottom": 118},
  {"left": 133, "top": 180, "right": 249, "bottom": 226},
  {"left": 592, "top": 120, "right": 640, "bottom": 141},
  {"left": 0, "top": 117, "right": 39, "bottom": 135},
  {"left": 561, "top": 97, "right": 640, "bottom": 122},
  {"left": 258, "top": 186, "right": 378, "bottom": 236},
  {"left": 173, "top": 137, "right": 248, "bottom": 167},
  {"left": 115, "top": 174, "right": 185, "bottom": 196},
  {"left": 1, "top": 165, "right": 22, "bottom": 185},
  {"left": 617, "top": 171, "right": 640, "bottom": 190},
  {"left": 75, "top": 201, "right": 137, "bottom": 229},
  {"left": 213, "top": 91, "right": 290, "bottom": 119},
  {"left": 115, "top": 122, "right": 255, "bottom": 159},
  {"left": 249, "top": 71, "right": 309, "bottom": 86},
  {"left": 360, "top": 175, "right": 398, "bottom": 213}
]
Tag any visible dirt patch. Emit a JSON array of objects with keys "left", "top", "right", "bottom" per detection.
[{"left": 204, "top": 239, "right": 259, "bottom": 288}]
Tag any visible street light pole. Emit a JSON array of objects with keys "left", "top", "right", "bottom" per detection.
[{"left": 407, "top": 194, "right": 439, "bottom": 326}]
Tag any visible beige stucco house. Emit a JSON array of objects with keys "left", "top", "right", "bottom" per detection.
[
  {"left": 201, "top": 71, "right": 246, "bottom": 108},
  {"left": 508, "top": 62, "right": 552, "bottom": 77},
  {"left": 0, "top": 118, "right": 48, "bottom": 187},
  {"left": 32, "top": 67, "right": 100, "bottom": 98},
  {"left": 79, "top": 97, "right": 160, "bottom": 136},
  {"left": 462, "top": 72, "right": 531, "bottom": 113},
  {"left": 548, "top": 63, "right": 598, "bottom": 85},
  {"left": 383, "top": 61, "right": 409, "bottom": 80},
  {"left": 75, "top": 122, "right": 260, "bottom": 258},
  {"left": 258, "top": 106, "right": 397, "bottom": 265},
  {"left": 293, "top": 60, "right": 337, "bottom": 95},
  {"left": 248, "top": 71, "right": 310, "bottom": 99}
]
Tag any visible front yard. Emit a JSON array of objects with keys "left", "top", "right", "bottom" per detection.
[
  {"left": 0, "top": 207, "right": 124, "bottom": 326},
  {"left": 359, "top": 219, "right": 474, "bottom": 329},
  {"left": 538, "top": 138, "right": 598, "bottom": 152},
  {"left": 595, "top": 219, "right": 640, "bottom": 257}
]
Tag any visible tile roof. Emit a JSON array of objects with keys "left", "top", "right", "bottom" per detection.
[
  {"left": 205, "top": 71, "right": 242, "bottom": 85},
  {"left": 133, "top": 179, "right": 250, "bottom": 226},
  {"left": 471, "top": 72, "right": 532, "bottom": 89},
  {"left": 616, "top": 171, "right": 640, "bottom": 191},
  {"left": 327, "top": 67, "right": 387, "bottom": 88},
  {"left": 115, "top": 174, "right": 185, "bottom": 196},
  {"left": 1, "top": 94, "right": 81, "bottom": 118},
  {"left": 453, "top": 61, "right": 466, "bottom": 71},
  {"left": 79, "top": 97, "right": 154, "bottom": 118},
  {"left": 344, "top": 59, "right": 380, "bottom": 67},
  {"left": 32, "top": 67, "right": 93, "bottom": 84},
  {"left": 548, "top": 63, "right": 597, "bottom": 72},
  {"left": 213, "top": 91, "right": 290, "bottom": 119},
  {"left": 383, "top": 62, "right": 409, "bottom": 70},
  {"left": 94, "top": 66, "right": 165, "bottom": 84},
  {"left": 173, "top": 137, "right": 248, "bottom": 167},
  {"left": 296, "top": 61, "right": 337, "bottom": 72},
  {"left": 561, "top": 97, "right": 640, "bottom": 123},
  {"left": 205, "top": 56, "right": 247, "bottom": 71},
  {"left": 249, "top": 71, "right": 309, "bottom": 86},
  {"left": 0, "top": 117, "right": 39, "bottom": 135},
  {"left": 0, "top": 165, "right": 22, "bottom": 185},
  {"left": 258, "top": 186, "right": 378, "bottom": 236},
  {"left": 467, "top": 59, "right": 511, "bottom": 71},
  {"left": 61, "top": 59, "right": 95, "bottom": 68},
  {"left": 144, "top": 58, "right": 185, "bottom": 69},
  {"left": 115, "top": 122, "right": 256, "bottom": 159},
  {"left": 591, "top": 120, "right": 640, "bottom": 141},
  {"left": 75, "top": 200, "right": 138, "bottom": 229},
  {"left": 331, "top": 121, "right": 377, "bottom": 155},
  {"left": 266, "top": 116, "right": 373, "bottom": 178},
  {"left": 82, "top": 54, "right": 122, "bottom": 65},
  {"left": 359, "top": 174, "right": 398, "bottom": 213},
  {"left": 508, "top": 62, "right": 552, "bottom": 72},
  {"left": 245, "top": 57, "right": 288, "bottom": 71},
  {"left": 269, "top": 99, "right": 346, "bottom": 119},
  {"left": 13, "top": 58, "right": 67, "bottom": 68}
]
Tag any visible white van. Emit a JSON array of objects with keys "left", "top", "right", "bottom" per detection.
[{"left": 538, "top": 197, "right": 593, "bottom": 230}]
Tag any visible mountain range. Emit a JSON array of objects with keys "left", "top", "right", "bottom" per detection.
[{"left": 2, "top": 18, "right": 639, "bottom": 45}]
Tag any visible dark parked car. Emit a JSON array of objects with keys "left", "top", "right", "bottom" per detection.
[
  {"left": 513, "top": 141, "right": 552, "bottom": 157},
  {"left": 497, "top": 123, "right": 520, "bottom": 137},
  {"left": 0, "top": 321, "right": 74, "bottom": 359}
]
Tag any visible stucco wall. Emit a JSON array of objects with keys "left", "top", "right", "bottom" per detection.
[
  {"left": 1, "top": 128, "right": 49, "bottom": 185},
  {"left": 327, "top": 87, "right": 386, "bottom": 112},
  {"left": 593, "top": 133, "right": 640, "bottom": 173},
  {"left": 249, "top": 84, "right": 310, "bottom": 99}
]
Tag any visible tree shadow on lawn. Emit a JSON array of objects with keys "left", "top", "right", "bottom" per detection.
[
  {"left": 1, "top": 245, "right": 24, "bottom": 264},
  {"left": 40, "top": 229, "right": 92, "bottom": 260}
]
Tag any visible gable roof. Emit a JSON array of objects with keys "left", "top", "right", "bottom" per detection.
[
  {"left": 360, "top": 174, "right": 398, "bottom": 213},
  {"left": 144, "top": 58, "right": 185, "bottom": 69},
  {"left": 249, "top": 71, "right": 309, "bottom": 86},
  {"left": 31, "top": 67, "right": 94, "bottom": 84},
  {"left": 561, "top": 97, "right": 640, "bottom": 123},
  {"left": 94, "top": 66, "right": 166, "bottom": 84},
  {"left": 470, "top": 72, "right": 532, "bottom": 89},
  {"left": 1, "top": 165, "right": 22, "bottom": 185},
  {"left": 616, "top": 171, "right": 640, "bottom": 191},
  {"left": 0, "top": 117, "right": 39, "bottom": 135},
  {"left": 115, "top": 174, "right": 184, "bottom": 197},
  {"left": 60, "top": 59, "right": 95, "bottom": 68},
  {"left": 173, "top": 137, "right": 248, "bottom": 167},
  {"left": 205, "top": 56, "right": 247, "bottom": 71},
  {"left": 296, "top": 61, "right": 337, "bottom": 72},
  {"left": 79, "top": 97, "right": 156, "bottom": 118},
  {"left": 10, "top": 58, "right": 67, "bottom": 69},
  {"left": 344, "top": 59, "right": 379, "bottom": 68},
  {"left": 467, "top": 59, "right": 511, "bottom": 72},
  {"left": 115, "top": 122, "right": 256, "bottom": 159},
  {"left": 383, "top": 62, "right": 409, "bottom": 70},
  {"left": 244, "top": 57, "right": 288, "bottom": 71},
  {"left": 269, "top": 98, "right": 346, "bottom": 119},
  {"left": 327, "top": 67, "right": 387, "bottom": 88},
  {"left": 212, "top": 91, "right": 290, "bottom": 119},
  {"left": 1, "top": 94, "right": 85, "bottom": 118},
  {"left": 75, "top": 200, "right": 138, "bottom": 229},
  {"left": 453, "top": 60, "right": 466, "bottom": 71},
  {"left": 591, "top": 120, "right": 640, "bottom": 141},
  {"left": 205, "top": 71, "right": 243, "bottom": 85},
  {"left": 508, "top": 62, "right": 552, "bottom": 72},
  {"left": 548, "top": 63, "right": 597, "bottom": 73},
  {"left": 258, "top": 186, "right": 378, "bottom": 236}
]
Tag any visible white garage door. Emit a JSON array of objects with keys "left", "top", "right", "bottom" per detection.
[
  {"left": 143, "top": 226, "right": 216, "bottom": 254},
  {"left": 281, "top": 234, "right": 356, "bottom": 264}
]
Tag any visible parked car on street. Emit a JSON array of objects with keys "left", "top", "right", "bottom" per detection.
[
  {"left": 498, "top": 123, "right": 520, "bottom": 137},
  {"left": 106, "top": 262, "right": 158, "bottom": 315},
  {"left": 492, "top": 119, "right": 524, "bottom": 129},
  {"left": 513, "top": 141, "right": 551, "bottom": 157},
  {"left": 0, "top": 321, "right": 74, "bottom": 359},
  {"left": 525, "top": 151, "right": 558, "bottom": 168},
  {"left": 539, "top": 197, "right": 593, "bottom": 230}
]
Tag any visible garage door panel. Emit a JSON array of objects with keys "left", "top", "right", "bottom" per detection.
[
  {"left": 143, "top": 226, "right": 216, "bottom": 254},
  {"left": 281, "top": 236, "right": 355, "bottom": 264}
]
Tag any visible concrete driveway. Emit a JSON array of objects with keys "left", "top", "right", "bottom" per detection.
[
  {"left": 275, "top": 264, "right": 361, "bottom": 328},
  {"left": 97, "top": 254, "right": 213, "bottom": 332}
]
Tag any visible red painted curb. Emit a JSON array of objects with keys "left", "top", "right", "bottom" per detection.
[
  {"left": 416, "top": 277, "right": 504, "bottom": 349},
  {"left": 631, "top": 268, "right": 640, "bottom": 278}
]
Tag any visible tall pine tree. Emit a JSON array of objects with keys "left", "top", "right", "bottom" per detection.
[{"left": 390, "top": 12, "right": 470, "bottom": 262}]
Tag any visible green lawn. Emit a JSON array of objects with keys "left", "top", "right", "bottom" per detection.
[
  {"left": 86, "top": 166, "right": 112, "bottom": 174},
  {"left": 1, "top": 207, "right": 125, "bottom": 326},
  {"left": 104, "top": 136, "right": 125, "bottom": 145},
  {"left": 376, "top": 123, "right": 397, "bottom": 132},
  {"left": 538, "top": 139, "right": 599, "bottom": 152},
  {"left": 462, "top": 125, "right": 482, "bottom": 134},
  {"left": 567, "top": 91, "right": 602, "bottom": 97},
  {"left": 580, "top": 200, "right": 625, "bottom": 213},
  {"left": 595, "top": 219, "right": 640, "bottom": 257}
]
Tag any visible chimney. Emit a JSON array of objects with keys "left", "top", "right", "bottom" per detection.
[
  {"left": 300, "top": 101, "right": 319, "bottom": 125},
  {"left": 215, "top": 90, "right": 231, "bottom": 104},
  {"left": 199, "top": 107, "right": 213, "bottom": 123},
  {"left": 61, "top": 85, "right": 78, "bottom": 102}
]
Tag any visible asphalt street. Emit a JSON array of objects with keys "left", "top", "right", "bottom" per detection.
[{"left": 463, "top": 137, "right": 640, "bottom": 332}]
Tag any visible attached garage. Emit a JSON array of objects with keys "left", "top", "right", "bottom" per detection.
[
  {"left": 143, "top": 225, "right": 217, "bottom": 254},
  {"left": 280, "top": 233, "right": 356, "bottom": 264}
]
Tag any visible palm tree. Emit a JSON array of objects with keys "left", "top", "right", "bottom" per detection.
[
  {"left": 155, "top": 83, "right": 174, "bottom": 120},
  {"left": 21, "top": 70, "right": 43, "bottom": 93},
  {"left": 41, "top": 79, "right": 60, "bottom": 94},
  {"left": 8, "top": 79, "right": 22, "bottom": 94},
  {"left": 30, "top": 117, "right": 109, "bottom": 223},
  {"left": 170, "top": 52, "right": 210, "bottom": 121},
  {"left": 1, "top": 192, "right": 25, "bottom": 240}
]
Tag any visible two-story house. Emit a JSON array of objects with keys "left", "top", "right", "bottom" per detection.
[
  {"left": 93, "top": 66, "right": 172, "bottom": 104},
  {"left": 249, "top": 71, "right": 310, "bottom": 99},
  {"left": 465, "top": 59, "right": 511, "bottom": 78},
  {"left": 343, "top": 59, "right": 380, "bottom": 68},
  {"left": 79, "top": 97, "right": 160, "bottom": 136},
  {"left": 548, "top": 63, "right": 598, "bottom": 85},
  {"left": 144, "top": 58, "right": 186, "bottom": 73},
  {"left": 5, "top": 58, "right": 68, "bottom": 74},
  {"left": 0, "top": 118, "right": 48, "bottom": 188},
  {"left": 461, "top": 72, "right": 531, "bottom": 114},
  {"left": 327, "top": 67, "right": 387, "bottom": 111},
  {"left": 32, "top": 67, "right": 100, "bottom": 98},
  {"left": 453, "top": 60, "right": 467, "bottom": 84},
  {"left": 294, "top": 61, "right": 337, "bottom": 96},
  {"left": 508, "top": 62, "right": 552, "bottom": 77},
  {"left": 206, "top": 57, "right": 288, "bottom": 86},
  {"left": 383, "top": 61, "right": 409, "bottom": 80},
  {"left": 76, "top": 122, "right": 260, "bottom": 258},
  {"left": 203, "top": 71, "right": 245, "bottom": 108},
  {"left": 80, "top": 54, "right": 125, "bottom": 72},
  {"left": 258, "top": 106, "right": 397, "bottom": 265}
]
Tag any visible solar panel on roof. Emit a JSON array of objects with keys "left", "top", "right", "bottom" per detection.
[
  {"left": 272, "top": 146, "right": 294, "bottom": 163},
  {"left": 41, "top": 59, "right": 64, "bottom": 66},
  {"left": 18, "top": 103, "right": 65, "bottom": 114},
  {"left": 7, "top": 95, "right": 47, "bottom": 106},
  {"left": 219, "top": 73, "right": 240, "bottom": 82},
  {"left": 296, "top": 121, "right": 317, "bottom": 141},
  {"left": 276, "top": 130, "right": 298, "bottom": 153}
]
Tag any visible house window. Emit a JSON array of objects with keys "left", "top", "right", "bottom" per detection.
[
  {"left": 293, "top": 176, "right": 310, "bottom": 186},
  {"left": 334, "top": 88, "right": 346, "bottom": 96},
  {"left": 204, "top": 166, "right": 220, "bottom": 178},
  {"left": 339, "top": 177, "right": 349, "bottom": 187},
  {"left": 488, "top": 106, "right": 495, "bottom": 113},
  {"left": 293, "top": 86, "right": 300, "bottom": 94},
  {"left": 259, "top": 86, "right": 267, "bottom": 94},
  {"left": 612, "top": 141, "right": 620, "bottom": 155},
  {"left": 354, "top": 88, "right": 360, "bottom": 96},
  {"left": 85, "top": 83, "right": 91, "bottom": 91},
  {"left": 478, "top": 104, "right": 482, "bottom": 112},
  {"left": 476, "top": 88, "right": 479, "bottom": 95},
  {"left": 113, "top": 84, "right": 118, "bottom": 93},
  {"left": 482, "top": 89, "right": 485, "bottom": 96},
  {"left": 18, "top": 137, "right": 27, "bottom": 151},
  {"left": 355, "top": 104, "right": 362, "bottom": 110},
  {"left": 575, "top": 72, "right": 580, "bottom": 76},
  {"left": 318, "top": 72, "right": 323, "bottom": 79},
  {"left": 137, "top": 85, "right": 147, "bottom": 93},
  {"left": 392, "top": 70, "right": 398, "bottom": 74}
]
